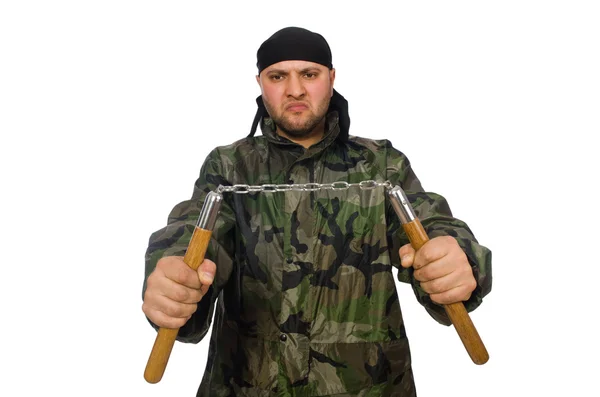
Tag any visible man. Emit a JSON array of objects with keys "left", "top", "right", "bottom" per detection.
[{"left": 142, "top": 27, "right": 492, "bottom": 396}]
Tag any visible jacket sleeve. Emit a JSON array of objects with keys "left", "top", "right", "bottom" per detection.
[
  {"left": 384, "top": 141, "right": 492, "bottom": 326},
  {"left": 142, "top": 148, "right": 236, "bottom": 343}
]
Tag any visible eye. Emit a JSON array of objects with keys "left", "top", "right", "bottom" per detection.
[
  {"left": 269, "top": 74, "right": 283, "bottom": 81},
  {"left": 304, "top": 72, "right": 317, "bottom": 79}
]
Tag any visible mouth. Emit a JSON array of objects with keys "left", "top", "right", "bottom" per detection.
[{"left": 285, "top": 102, "right": 309, "bottom": 112}]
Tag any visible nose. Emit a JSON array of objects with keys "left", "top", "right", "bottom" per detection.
[{"left": 285, "top": 73, "right": 305, "bottom": 98}]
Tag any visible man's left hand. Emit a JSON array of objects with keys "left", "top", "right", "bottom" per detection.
[{"left": 399, "top": 236, "right": 476, "bottom": 305}]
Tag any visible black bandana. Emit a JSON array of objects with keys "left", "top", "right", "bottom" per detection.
[{"left": 256, "top": 27, "right": 333, "bottom": 74}]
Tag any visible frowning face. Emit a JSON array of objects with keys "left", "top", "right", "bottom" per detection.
[{"left": 257, "top": 60, "right": 335, "bottom": 144}]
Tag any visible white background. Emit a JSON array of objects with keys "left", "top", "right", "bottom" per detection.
[{"left": 1, "top": 1, "right": 599, "bottom": 396}]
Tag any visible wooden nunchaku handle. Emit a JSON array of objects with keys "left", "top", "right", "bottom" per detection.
[
  {"left": 144, "top": 226, "right": 213, "bottom": 383},
  {"left": 403, "top": 218, "right": 489, "bottom": 365},
  {"left": 144, "top": 191, "right": 222, "bottom": 383}
]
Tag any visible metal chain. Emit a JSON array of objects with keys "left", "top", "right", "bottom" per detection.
[{"left": 217, "top": 179, "right": 392, "bottom": 194}]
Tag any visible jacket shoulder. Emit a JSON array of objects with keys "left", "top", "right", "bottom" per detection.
[
  {"left": 207, "top": 136, "right": 268, "bottom": 167},
  {"left": 346, "top": 135, "right": 400, "bottom": 156}
]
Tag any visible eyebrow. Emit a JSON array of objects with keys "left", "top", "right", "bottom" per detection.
[{"left": 266, "top": 67, "right": 321, "bottom": 75}]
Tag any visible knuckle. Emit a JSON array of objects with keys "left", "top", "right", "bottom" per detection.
[
  {"left": 441, "top": 235, "right": 455, "bottom": 245},
  {"left": 146, "top": 271, "right": 161, "bottom": 288},
  {"left": 156, "top": 256, "right": 172, "bottom": 270},
  {"left": 165, "top": 304, "right": 185, "bottom": 318},
  {"left": 141, "top": 301, "right": 151, "bottom": 317},
  {"left": 453, "top": 288, "right": 467, "bottom": 303},
  {"left": 459, "top": 264, "right": 474, "bottom": 281},
  {"left": 421, "top": 248, "right": 435, "bottom": 264},
  {"left": 160, "top": 302, "right": 182, "bottom": 317},
  {"left": 414, "top": 268, "right": 425, "bottom": 282},
  {"left": 413, "top": 269, "right": 421, "bottom": 281},
  {"left": 452, "top": 287, "right": 469, "bottom": 303},
  {"left": 145, "top": 277, "right": 155, "bottom": 291},
  {"left": 144, "top": 302, "right": 189, "bottom": 328},
  {"left": 142, "top": 288, "right": 159, "bottom": 307},
  {"left": 144, "top": 307, "right": 164, "bottom": 326},
  {"left": 429, "top": 279, "right": 442, "bottom": 293},
  {"left": 467, "top": 277, "right": 477, "bottom": 292},
  {"left": 168, "top": 302, "right": 197, "bottom": 319},
  {"left": 192, "top": 289, "right": 203, "bottom": 303},
  {"left": 399, "top": 244, "right": 411, "bottom": 256},
  {"left": 162, "top": 315, "right": 186, "bottom": 329},
  {"left": 430, "top": 293, "right": 444, "bottom": 305},
  {"left": 155, "top": 257, "right": 166, "bottom": 268},
  {"left": 173, "top": 286, "right": 190, "bottom": 303},
  {"left": 174, "top": 265, "right": 191, "bottom": 285}
]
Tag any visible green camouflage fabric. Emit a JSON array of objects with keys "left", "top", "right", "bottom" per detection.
[{"left": 143, "top": 111, "right": 492, "bottom": 397}]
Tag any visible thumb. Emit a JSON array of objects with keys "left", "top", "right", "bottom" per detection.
[
  {"left": 399, "top": 244, "right": 416, "bottom": 268},
  {"left": 197, "top": 259, "right": 216, "bottom": 286}
]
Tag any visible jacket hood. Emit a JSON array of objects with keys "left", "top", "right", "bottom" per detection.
[{"left": 247, "top": 89, "right": 350, "bottom": 141}]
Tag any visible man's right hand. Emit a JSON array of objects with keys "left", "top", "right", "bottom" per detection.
[{"left": 142, "top": 256, "right": 216, "bottom": 329}]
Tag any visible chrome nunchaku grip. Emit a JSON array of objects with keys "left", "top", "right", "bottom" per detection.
[{"left": 197, "top": 191, "right": 223, "bottom": 230}]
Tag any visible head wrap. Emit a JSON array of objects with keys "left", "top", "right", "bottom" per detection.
[
  {"left": 249, "top": 27, "right": 350, "bottom": 141},
  {"left": 256, "top": 27, "right": 333, "bottom": 74}
]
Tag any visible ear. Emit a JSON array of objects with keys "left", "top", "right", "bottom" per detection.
[
  {"left": 255, "top": 75, "right": 261, "bottom": 86},
  {"left": 329, "top": 68, "right": 336, "bottom": 96}
]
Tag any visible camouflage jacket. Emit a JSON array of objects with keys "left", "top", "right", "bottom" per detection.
[{"left": 143, "top": 112, "right": 492, "bottom": 397}]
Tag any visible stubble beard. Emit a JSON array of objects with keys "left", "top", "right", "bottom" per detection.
[{"left": 263, "top": 97, "right": 330, "bottom": 138}]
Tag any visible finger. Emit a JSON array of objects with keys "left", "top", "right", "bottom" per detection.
[
  {"left": 399, "top": 244, "right": 415, "bottom": 268},
  {"left": 160, "top": 257, "right": 202, "bottom": 289},
  {"left": 147, "top": 270, "right": 203, "bottom": 303},
  {"left": 199, "top": 283, "right": 212, "bottom": 298},
  {"left": 413, "top": 237, "right": 454, "bottom": 270},
  {"left": 146, "top": 293, "right": 198, "bottom": 320},
  {"left": 429, "top": 285, "right": 473, "bottom": 306},
  {"left": 413, "top": 257, "right": 453, "bottom": 282},
  {"left": 419, "top": 270, "right": 463, "bottom": 295},
  {"left": 197, "top": 259, "right": 216, "bottom": 286},
  {"left": 163, "top": 278, "right": 204, "bottom": 304},
  {"left": 142, "top": 304, "right": 190, "bottom": 329}
]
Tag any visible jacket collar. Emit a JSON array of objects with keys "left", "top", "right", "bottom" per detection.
[{"left": 259, "top": 110, "right": 341, "bottom": 154}]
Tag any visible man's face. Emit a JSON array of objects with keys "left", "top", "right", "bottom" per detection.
[{"left": 256, "top": 60, "right": 335, "bottom": 139}]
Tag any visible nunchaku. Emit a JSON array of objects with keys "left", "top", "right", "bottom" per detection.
[
  {"left": 388, "top": 186, "right": 489, "bottom": 365},
  {"left": 144, "top": 191, "right": 223, "bottom": 384},
  {"left": 144, "top": 184, "right": 488, "bottom": 384}
]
